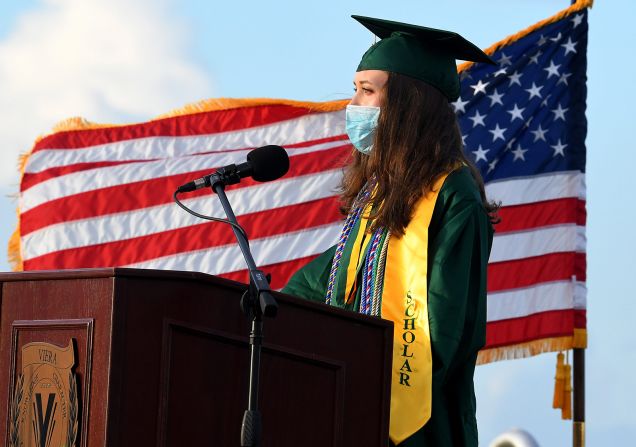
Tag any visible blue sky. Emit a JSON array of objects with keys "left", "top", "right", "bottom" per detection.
[{"left": 0, "top": 0, "right": 634, "bottom": 444}]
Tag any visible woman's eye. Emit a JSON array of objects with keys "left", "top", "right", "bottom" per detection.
[{"left": 363, "top": 88, "right": 373, "bottom": 94}]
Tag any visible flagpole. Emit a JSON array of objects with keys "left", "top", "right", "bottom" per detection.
[
  {"left": 569, "top": 0, "right": 585, "bottom": 442},
  {"left": 570, "top": 0, "right": 585, "bottom": 444},
  {"left": 573, "top": 348, "right": 585, "bottom": 447}
]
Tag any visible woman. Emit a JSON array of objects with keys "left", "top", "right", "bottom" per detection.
[{"left": 284, "top": 16, "right": 498, "bottom": 447}]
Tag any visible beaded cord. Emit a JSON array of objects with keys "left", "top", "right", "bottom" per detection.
[
  {"left": 325, "top": 186, "right": 371, "bottom": 305},
  {"left": 370, "top": 230, "right": 390, "bottom": 317},
  {"left": 360, "top": 227, "right": 385, "bottom": 315}
]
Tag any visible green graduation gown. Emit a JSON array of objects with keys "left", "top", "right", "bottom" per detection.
[{"left": 283, "top": 167, "right": 494, "bottom": 446}]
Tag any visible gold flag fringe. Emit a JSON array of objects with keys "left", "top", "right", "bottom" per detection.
[
  {"left": 477, "top": 330, "right": 587, "bottom": 365},
  {"left": 154, "top": 97, "right": 349, "bottom": 120},
  {"left": 457, "top": 0, "right": 594, "bottom": 74},
  {"left": 52, "top": 116, "right": 119, "bottom": 133},
  {"left": 48, "top": 98, "right": 350, "bottom": 134},
  {"left": 9, "top": 151, "right": 30, "bottom": 271},
  {"left": 572, "top": 327, "right": 587, "bottom": 348},
  {"left": 7, "top": 225, "right": 22, "bottom": 271}
]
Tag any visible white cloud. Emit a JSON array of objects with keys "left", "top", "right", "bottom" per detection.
[{"left": 0, "top": 0, "right": 213, "bottom": 187}]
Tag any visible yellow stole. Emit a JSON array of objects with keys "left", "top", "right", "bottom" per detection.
[{"left": 344, "top": 173, "right": 450, "bottom": 444}]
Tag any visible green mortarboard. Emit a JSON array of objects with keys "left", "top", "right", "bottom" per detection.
[{"left": 353, "top": 15, "right": 495, "bottom": 101}]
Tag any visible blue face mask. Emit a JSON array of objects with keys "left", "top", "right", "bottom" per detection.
[{"left": 346, "top": 105, "right": 380, "bottom": 155}]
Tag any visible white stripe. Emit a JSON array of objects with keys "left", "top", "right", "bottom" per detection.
[
  {"left": 485, "top": 171, "right": 586, "bottom": 205},
  {"left": 24, "top": 110, "right": 345, "bottom": 173},
  {"left": 20, "top": 139, "right": 348, "bottom": 213},
  {"left": 487, "top": 280, "right": 587, "bottom": 322},
  {"left": 22, "top": 170, "right": 342, "bottom": 260},
  {"left": 125, "top": 223, "right": 341, "bottom": 274},
  {"left": 489, "top": 225, "right": 586, "bottom": 263}
]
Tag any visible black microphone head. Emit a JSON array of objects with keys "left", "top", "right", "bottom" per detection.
[{"left": 247, "top": 145, "right": 290, "bottom": 182}]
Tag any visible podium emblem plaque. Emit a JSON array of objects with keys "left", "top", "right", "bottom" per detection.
[{"left": 9, "top": 340, "right": 79, "bottom": 447}]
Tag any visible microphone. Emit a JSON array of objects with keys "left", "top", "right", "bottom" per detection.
[{"left": 176, "top": 145, "right": 289, "bottom": 193}]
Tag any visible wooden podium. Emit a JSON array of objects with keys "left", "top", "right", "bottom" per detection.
[{"left": 0, "top": 268, "right": 392, "bottom": 446}]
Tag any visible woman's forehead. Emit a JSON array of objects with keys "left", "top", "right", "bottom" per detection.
[{"left": 353, "top": 70, "right": 389, "bottom": 86}]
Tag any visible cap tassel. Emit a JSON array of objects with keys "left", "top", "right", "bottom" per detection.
[
  {"left": 562, "top": 362, "right": 573, "bottom": 420},
  {"left": 552, "top": 352, "right": 566, "bottom": 409}
]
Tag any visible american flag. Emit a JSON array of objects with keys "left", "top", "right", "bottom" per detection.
[
  {"left": 457, "top": 6, "right": 588, "bottom": 361},
  {"left": 12, "top": 3, "right": 589, "bottom": 362}
]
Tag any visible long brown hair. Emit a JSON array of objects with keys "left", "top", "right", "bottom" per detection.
[{"left": 340, "top": 72, "right": 499, "bottom": 236}]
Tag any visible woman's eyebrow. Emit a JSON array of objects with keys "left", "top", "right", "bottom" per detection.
[{"left": 353, "top": 80, "right": 373, "bottom": 86}]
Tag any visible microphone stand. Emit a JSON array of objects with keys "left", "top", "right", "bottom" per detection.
[{"left": 209, "top": 169, "right": 278, "bottom": 447}]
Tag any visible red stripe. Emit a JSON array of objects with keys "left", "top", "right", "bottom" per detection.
[
  {"left": 488, "top": 252, "right": 586, "bottom": 292},
  {"left": 21, "top": 145, "right": 351, "bottom": 235},
  {"left": 23, "top": 198, "right": 342, "bottom": 270},
  {"left": 484, "top": 309, "right": 586, "bottom": 349},
  {"left": 574, "top": 310, "right": 586, "bottom": 329},
  {"left": 22, "top": 134, "right": 350, "bottom": 191},
  {"left": 495, "top": 198, "right": 586, "bottom": 233},
  {"left": 219, "top": 256, "right": 318, "bottom": 290},
  {"left": 21, "top": 159, "right": 158, "bottom": 191},
  {"left": 32, "top": 104, "right": 327, "bottom": 152}
]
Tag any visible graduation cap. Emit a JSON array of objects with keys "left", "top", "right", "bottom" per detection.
[{"left": 352, "top": 15, "right": 495, "bottom": 101}]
